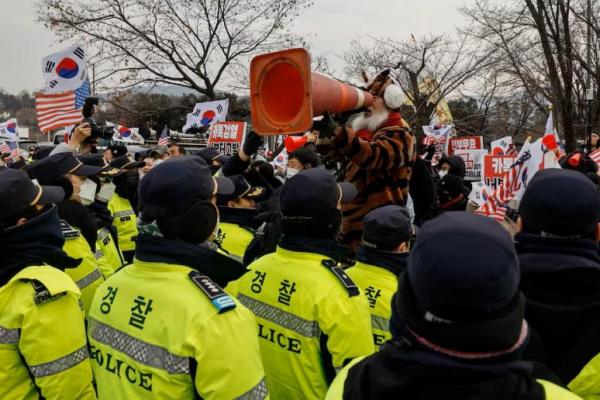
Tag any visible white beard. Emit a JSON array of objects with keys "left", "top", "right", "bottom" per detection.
[{"left": 349, "top": 110, "right": 390, "bottom": 132}]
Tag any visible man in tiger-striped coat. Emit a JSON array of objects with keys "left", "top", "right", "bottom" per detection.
[{"left": 330, "top": 70, "right": 416, "bottom": 249}]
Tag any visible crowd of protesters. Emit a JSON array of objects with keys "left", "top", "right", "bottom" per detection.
[{"left": 1, "top": 71, "right": 599, "bottom": 400}]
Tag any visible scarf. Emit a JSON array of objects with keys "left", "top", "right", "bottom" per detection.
[
  {"left": 278, "top": 235, "right": 349, "bottom": 262},
  {"left": 218, "top": 207, "right": 262, "bottom": 231},
  {"left": 355, "top": 246, "right": 408, "bottom": 276},
  {"left": 0, "top": 206, "right": 81, "bottom": 286}
]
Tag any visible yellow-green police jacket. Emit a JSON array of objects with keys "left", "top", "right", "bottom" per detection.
[
  {"left": 87, "top": 259, "right": 267, "bottom": 400},
  {"left": 569, "top": 356, "right": 600, "bottom": 399},
  {"left": 0, "top": 265, "right": 96, "bottom": 400},
  {"left": 346, "top": 261, "right": 398, "bottom": 349},
  {"left": 95, "top": 226, "right": 124, "bottom": 278},
  {"left": 108, "top": 193, "right": 138, "bottom": 253},
  {"left": 218, "top": 222, "right": 254, "bottom": 262},
  {"left": 237, "top": 246, "right": 375, "bottom": 400},
  {"left": 61, "top": 220, "right": 105, "bottom": 315},
  {"left": 325, "top": 357, "right": 583, "bottom": 400}
]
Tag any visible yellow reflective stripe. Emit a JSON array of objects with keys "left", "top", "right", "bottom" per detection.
[
  {"left": 94, "top": 250, "right": 104, "bottom": 260},
  {"left": 0, "top": 325, "right": 19, "bottom": 344},
  {"left": 371, "top": 315, "right": 389, "bottom": 332},
  {"left": 75, "top": 269, "right": 103, "bottom": 290},
  {"left": 29, "top": 346, "right": 88, "bottom": 377},
  {"left": 89, "top": 318, "right": 189, "bottom": 374},
  {"left": 238, "top": 294, "right": 321, "bottom": 338},
  {"left": 236, "top": 378, "right": 268, "bottom": 400}
]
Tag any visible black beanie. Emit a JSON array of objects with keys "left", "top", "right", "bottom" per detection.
[
  {"left": 396, "top": 212, "right": 527, "bottom": 358},
  {"left": 519, "top": 168, "right": 600, "bottom": 239}
]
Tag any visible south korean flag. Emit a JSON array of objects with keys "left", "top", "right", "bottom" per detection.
[{"left": 41, "top": 45, "right": 88, "bottom": 94}]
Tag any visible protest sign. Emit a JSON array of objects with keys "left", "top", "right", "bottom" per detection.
[
  {"left": 483, "top": 154, "right": 516, "bottom": 188},
  {"left": 422, "top": 124, "right": 453, "bottom": 165},
  {"left": 447, "top": 136, "right": 483, "bottom": 156},
  {"left": 454, "top": 149, "right": 487, "bottom": 181},
  {"left": 207, "top": 121, "right": 246, "bottom": 156}
]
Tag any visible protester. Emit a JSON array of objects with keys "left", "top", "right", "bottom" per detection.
[
  {"left": 27, "top": 152, "right": 107, "bottom": 314},
  {"left": 216, "top": 174, "right": 264, "bottom": 262},
  {"left": 0, "top": 168, "right": 96, "bottom": 399},
  {"left": 50, "top": 122, "right": 93, "bottom": 156},
  {"left": 326, "top": 212, "right": 580, "bottom": 399},
  {"left": 108, "top": 155, "right": 145, "bottom": 263},
  {"left": 87, "top": 156, "right": 267, "bottom": 399},
  {"left": 516, "top": 169, "right": 600, "bottom": 398},
  {"left": 346, "top": 205, "right": 414, "bottom": 348},
  {"left": 139, "top": 156, "right": 155, "bottom": 179},
  {"left": 168, "top": 143, "right": 187, "bottom": 157},
  {"left": 236, "top": 168, "right": 374, "bottom": 399},
  {"left": 314, "top": 70, "right": 415, "bottom": 249},
  {"left": 196, "top": 147, "right": 230, "bottom": 174},
  {"left": 287, "top": 146, "right": 321, "bottom": 178}
]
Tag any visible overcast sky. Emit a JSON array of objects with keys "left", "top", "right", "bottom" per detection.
[{"left": 0, "top": 0, "right": 472, "bottom": 94}]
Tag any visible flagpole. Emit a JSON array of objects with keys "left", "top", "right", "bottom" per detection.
[{"left": 585, "top": 0, "right": 594, "bottom": 153}]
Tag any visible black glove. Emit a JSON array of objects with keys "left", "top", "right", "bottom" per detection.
[
  {"left": 424, "top": 144, "right": 436, "bottom": 161},
  {"left": 242, "top": 130, "right": 264, "bottom": 156},
  {"left": 312, "top": 111, "right": 338, "bottom": 138}
]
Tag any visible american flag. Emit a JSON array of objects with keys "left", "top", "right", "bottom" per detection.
[
  {"left": 35, "top": 80, "right": 90, "bottom": 133},
  {"left": 475, "top": 140, "right": 532, "bottom": 221},
  {"left": 590, "top": 148, "right": 600, "bottom": 166},
  {"left": 158, "top": 126, "right": 170, "bottom": 146},
  {"left": 0, "top": 141, "right": 20, "bottom": 159}
]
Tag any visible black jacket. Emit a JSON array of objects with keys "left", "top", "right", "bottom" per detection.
[
  {"left": 516, "top": 233, "right": 600, "bottom": 383},
  {"left": 341, "top": 340, "right": 559, "bottom": 400}
]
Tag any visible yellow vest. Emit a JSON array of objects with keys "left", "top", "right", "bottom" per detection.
[
  {"left": 346, "top": 261, "right": 398, "bottom": 349},
  {"left": 0, "top": 265, "right": 96, "bottom": 400},
  {"left": 108, "top": 193, "right": 138, "bottom": 252},
  {"left": 95, "top": 226, "right": 124, "bottom": 278},
  {"left": 61, "top": 220, "right": 105, "bottom": 315},
  {"left": 237, "top": 246, "right": 374, "bottom": 400},
  {"left": 569, "top": 352, "right": 600, "bottom": 399},
  {"left": 218, "top": 222, "right": 254, "bottom": 262},
  {"left": 87, "top": 259, "right": 266, "bottom": 400},
  {"left": 326, "top": 358, "right": 583, "bottom": 400}
]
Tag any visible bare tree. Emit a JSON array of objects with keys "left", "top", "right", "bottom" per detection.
[
  {"left": 463, "top": 0, "right": 600, "bottom": 151},
  {"left": 39, "top": 0, "right": 311, "bottom": 98},
  {"left": 344, "top": 33, "right": 490, "bottom": 138}
]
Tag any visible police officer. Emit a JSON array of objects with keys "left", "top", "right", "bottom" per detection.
[
  {"left": 27, "top": 152, "right": 106, "bottom": 314},
  {"left": 326, "top": 213, "right": 580, "bottom": 400},
  {"left": 346, "top": 205, "right": 413, "bottom": 349},
  {"left": 87, "top": 156, "right": 267, "bottom": 399},
  {"left": 516, "top": 169, "right": 600, "bottom": 398},
  {"left": 215, "top": 174, "right": 264, "bottom": 262},
  {"left": 0, "top": 168, "right": 96, "bottom": 399},
  {"left": 237, "top": 168, "right": 374, "bottom": 400},
  {"left": 79, "top": 154, "right": 125, "bottom": 275},
  {"left": 108, "top": 156, "right": 145, "bottom": 263}
]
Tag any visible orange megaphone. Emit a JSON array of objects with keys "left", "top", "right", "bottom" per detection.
[{"left": 250, "top": 48, "right": 373, "bottom": 135}]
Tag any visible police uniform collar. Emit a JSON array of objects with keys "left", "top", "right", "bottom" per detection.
[
  {"left": 278, "top": 235, "right": 349, "bottom": 263},
  {"left": 356, "top": 245, "right": 408, "bottom": 276},
  {"left": 135, "top": 234, "right": 247, "bottom": 287},
  {"left": 218, "top": 207, "right": 261, "bottom": 230}
]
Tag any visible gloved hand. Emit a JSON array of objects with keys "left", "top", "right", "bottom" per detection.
[
  {"left": 242, "top": 130, "right": 264, "bottom": 157},
  {"left": 312, "top": 111, "right": 338, "bottom": 139},
  {"left": 424, "top": 144, "right": 436, "bottom": 161}
]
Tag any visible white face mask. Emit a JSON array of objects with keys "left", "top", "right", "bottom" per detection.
[
  {"left": 438, "top": 170, "right": 448, "bottom": 178},
  {"left": 79, "top": 178, "right": 98, "bottom": 206},
  {"left": 97, "top": 182, "right": 116, "bottom": 202},
  {"left": 286, "top": 168, "right": 300, "bottom": 179}
]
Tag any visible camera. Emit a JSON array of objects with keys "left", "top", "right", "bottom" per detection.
[{"left": 81, "top": 97, "right": 114, "bottom": 142}]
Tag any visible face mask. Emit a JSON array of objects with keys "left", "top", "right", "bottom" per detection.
[
  {"left": 438, "top": 170, "right": 448, "bottom": 178},
  {"left": 97, "top": 182, "right": 116, "bottom": 202},
  {"left": 79, "top": 178, "right": 97, "bottom": 206},
  {"left": 286, "top": 168, "right": 300, "bottom": 179}
]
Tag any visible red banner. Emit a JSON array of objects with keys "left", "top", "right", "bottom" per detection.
[
  {"left": 207, "top": 122, "right": 247, "bottom": 156},
  {"left": 447, "top": 136, "right": 483, "bottom": 156},
  {"left": 483, "top": 155, "right": 516, "bottom": 188}
]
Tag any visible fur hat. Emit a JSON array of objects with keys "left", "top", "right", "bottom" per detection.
[{"left": 362, "top": 69, "right": 405, "bottom": 110}]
